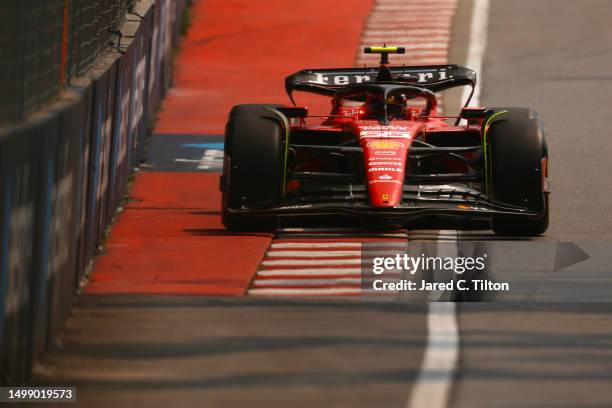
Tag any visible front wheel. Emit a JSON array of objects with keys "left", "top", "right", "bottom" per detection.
[
  {"left": 221, "top": 105, "right": 283, "bottom": 231},
  {"left": 486, "top": 107, "right": 549, "bottom": 236}
]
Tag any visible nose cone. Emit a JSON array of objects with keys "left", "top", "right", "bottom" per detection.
[{"left": 361, "top": 139, "right": 409, "bottom": 207}]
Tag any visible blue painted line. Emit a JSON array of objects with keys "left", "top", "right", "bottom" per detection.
[{"left": 182, "top": 143, "right": 224, "bottom": 150}]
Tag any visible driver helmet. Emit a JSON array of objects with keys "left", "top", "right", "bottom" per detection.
[{"left": 386, "top": 94, "right": 407, "bottom": 118}]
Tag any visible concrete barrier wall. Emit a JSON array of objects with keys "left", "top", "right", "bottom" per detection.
[{"left": 0, "top": 0, "right": 187, "bottom": 385}]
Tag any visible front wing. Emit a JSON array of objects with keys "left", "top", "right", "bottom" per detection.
[{"left": 225, "top": 185, "right": 546, "bottom": 225}]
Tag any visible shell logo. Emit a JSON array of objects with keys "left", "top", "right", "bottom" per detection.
[{"left": 366, "top": 140, "right": 405, "bottom": 149}]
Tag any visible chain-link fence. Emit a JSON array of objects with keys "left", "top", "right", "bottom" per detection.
[
  {"left": 0, "top": 0, "right": 133, "bottom": 125},
  {"left": 68, "top": 0, "right": 132, "bottom": 77}
]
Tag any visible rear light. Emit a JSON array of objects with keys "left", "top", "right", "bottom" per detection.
[{"left": 286, "top": 180, "right": 300, "bottom": 192}]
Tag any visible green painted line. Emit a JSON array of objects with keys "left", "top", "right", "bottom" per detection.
[
  {"left": 264, "top": 108, "right": 290, "bottom": 196},
  {"left": 482, "top": 110, "right": 508, "bottom": 196}
]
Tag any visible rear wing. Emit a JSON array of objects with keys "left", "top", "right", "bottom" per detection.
[{"left": 285, "top": 64, "right": 476, "bottom": 103}]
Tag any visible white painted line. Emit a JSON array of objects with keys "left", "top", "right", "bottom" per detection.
[
  {"left": 198, "top": 149, "right": 223, "bottom": 170},
  {"left": 253, "top": 278, "right": 361, "bottom": 286},
  {"left": 461, "top": 0, "right": 490, "bottom": 108},
  {"left": 406, "top": 302, "right": 459, "bottom": 408},
  {"left": 276, "top": 233, "right": 409, "bottom": 238},
  {"left": 359, "top": 41, "right": 450, "bottom": 49},
  {"left": 368, "top": 11, "right": 455, "bottom": 17},
  {"left": 365, "top": 30, "right": 452, "bottom": 36},
  {"left": 406, "top": 231, "right": 458, "bottom": 408},
  {"left": 174, "top": 158, "right": 201, "bottom": 163},
  {"left": 248, "top": 288, "right": 362, "bottom": 296},
  {"left": 271, "top": 242, "right": 362, "bottom": 248},
  {"left": 257, "top": 268, "right": 362, "bottom": 276},
  {"left": 374, "top": 6, "right": 456, "bottom": 11},
  {"left": 270, "top": 242, "right": 408, "bottom": 249},
  {"left": 261, "top": 259, "right": 361, "bottom": 266},
  {"left": 366, "top": 34, "right": 445, "bottom": 40},
  {"left": 402, "top": 51, "right": 449, "bottom": 58},
  {"left": 365, "top": 29, "right": 451, "bottom": 36},
  {"left": 367, "top": 19, "right": 452, "bottom": 25},
  {"left": 370, "top": 7, "right": 455, "bottom": 11},
  {"left": 174, "top": 149, "right": 223, "bottom": 170},
  {"left": 367, "top": 17, "right": 454, "bottom": 24},
  {"left": 266, "top": 250, "right": 361, "bottom": 257},
  {"left": 267, "top": 249, "right": 411, "bottom": 258},
  {"left": 366, "top": 26, "right": 451, "bottom": 32},
  {"left": 361, "top": 35, "right": 450, "bottom": 42}
]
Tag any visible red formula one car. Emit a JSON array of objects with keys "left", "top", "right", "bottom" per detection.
[{"left": 220, "top": 47, "right": 549, "bottom": 235}]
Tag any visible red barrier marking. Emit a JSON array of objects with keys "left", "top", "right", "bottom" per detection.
[
  {"left": 85, "top": 173, "right": 271, "bottom": 295},
  {"left": 155, "top": 0, "right": 375, "bottom": 135}
]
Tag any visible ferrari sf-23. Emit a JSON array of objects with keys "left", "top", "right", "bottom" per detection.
[{"left": 220, "top": 46, "right": 549, "bottom": 235}]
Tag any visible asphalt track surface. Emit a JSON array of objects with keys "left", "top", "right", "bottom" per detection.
[
  {"left": 27, "top": 1, "right": 612, "bottom": 407},
  {"left": 453, "top": 1, "right": 612, "bottom": 406}
]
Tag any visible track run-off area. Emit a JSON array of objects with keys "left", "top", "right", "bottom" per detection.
[{"left": 30, "top": 1, "right": 612, "bottom": 407}]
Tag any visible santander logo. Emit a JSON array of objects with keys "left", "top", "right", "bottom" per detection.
[{"left": 359, "top": 125, "right": 412, "bottom": 139}]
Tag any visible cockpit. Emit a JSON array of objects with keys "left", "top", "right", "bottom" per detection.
[{"left": 332, "top": 84, "right": 438, "bottom": 123}]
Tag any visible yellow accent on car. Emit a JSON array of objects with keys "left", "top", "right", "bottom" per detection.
[
  {"left": 369, "top": 46, "right": 400, "bottom": 53},
  {"left": 366, "top": 140, "right": 404, "bottom": 149}
]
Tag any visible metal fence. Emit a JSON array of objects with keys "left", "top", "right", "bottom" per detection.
[
  {"left": 68, "top": 0, "right": 132, "bottom": 77},
  {"left": 0, "top": 0, "right": 134, "bottom": 125}
]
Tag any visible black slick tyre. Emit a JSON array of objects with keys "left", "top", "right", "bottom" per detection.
[
  {"left": 487, "top": 107, "right": 549, "bottom": 236},
  {"left": 221, "top": 105, "right": 284, "bottom": 231}
]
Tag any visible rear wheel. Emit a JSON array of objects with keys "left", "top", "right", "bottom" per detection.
[
  {"left": 221, "top": 105, "right": 284, "bottom": 231},
  {"left": 487, "top": 107, "right": 549, "bottom": 236}
]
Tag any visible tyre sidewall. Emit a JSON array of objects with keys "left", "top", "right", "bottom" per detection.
[
  {"left": 487, "top": 107, "right": 549, "bottom": 235},
  {"left": 222, "top": 109, "right": 283, "bottom": 229}
]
